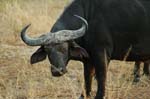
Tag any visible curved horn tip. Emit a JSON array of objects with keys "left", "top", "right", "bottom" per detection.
[
  {"left": 21, "top": 24, "right": 31, "bottom": 33},
  {"left": 74, "top": 15, "right": 88, "bottom": 29},
  {"left": 24, "top": 24, "right": 31, "bottom": 30}
]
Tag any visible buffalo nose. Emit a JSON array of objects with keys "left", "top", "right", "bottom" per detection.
[{"left": 51, "top": 66, "right": 67, "bottom": 77}]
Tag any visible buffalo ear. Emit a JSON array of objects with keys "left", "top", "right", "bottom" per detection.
[
  {"left": 30, "top": 47, "right": 47, "bottom": 64},
  {"left": 69, "top": 42, "right": 89, "bottom": 60}
]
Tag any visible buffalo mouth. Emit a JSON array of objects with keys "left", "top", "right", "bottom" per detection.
[{"left": 51, "top": 65, "right": 67, "bottom": 77}]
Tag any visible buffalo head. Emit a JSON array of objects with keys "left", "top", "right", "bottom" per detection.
[{"left": 21, "top": 15, "right": 88, "bottom": 77}]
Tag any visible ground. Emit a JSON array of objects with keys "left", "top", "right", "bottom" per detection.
[{"left": 0, "top": 0, "right": 150, "bottom": 99}]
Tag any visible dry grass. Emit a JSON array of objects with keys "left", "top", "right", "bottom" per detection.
[
  {"left": 0, "top": 0, "right": 150, "bottom": 99},
  {"left": 0, "top": 0, "right": 69, "bottom": 44}
]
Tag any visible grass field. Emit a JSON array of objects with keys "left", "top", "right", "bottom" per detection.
[{"left": 0, "top": 0, "right": 150, "bottom": 99}]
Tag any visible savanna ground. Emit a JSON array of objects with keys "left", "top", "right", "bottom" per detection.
[{"left": 0, "top": 0, "right": 150, "bottom": 99}]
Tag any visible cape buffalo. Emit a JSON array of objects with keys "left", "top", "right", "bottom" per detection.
[{"left": 21, "top": 0, "right": 150, "bottom": 99}]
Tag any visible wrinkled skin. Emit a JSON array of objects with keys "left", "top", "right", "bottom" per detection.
[
  {"left": 31, "top": 42, "right": 89, "bottom": 76},
  {"left": 21, "top": 0, "right": 150, "bottom": 99}
]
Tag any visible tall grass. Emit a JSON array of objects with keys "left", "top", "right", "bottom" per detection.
[
  {"left": 0, "top": 0, "right": 150, "bottom": 99},
  {"left": 0, "top": 0, "right": 69, "bottom": 44}
]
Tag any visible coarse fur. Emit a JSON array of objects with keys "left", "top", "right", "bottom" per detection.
[{"left": 21, "top": 0, "right": 150, "bottom": 99}]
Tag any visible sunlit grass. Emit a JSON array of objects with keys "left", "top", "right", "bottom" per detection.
[
  {"left": 0, "top": 0, "right": 69, "bottom": 44},
  {"left": 0, "top": 0, "right": 150, "bottom": 99}
]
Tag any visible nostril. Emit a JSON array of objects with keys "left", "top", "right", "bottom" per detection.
[
  {"left": 51, "top": 65, "right": 67, "bottom": 77},
  {"left": 61, "top": 68, "right": 67, "bottom": 73},
  {"left": 51, "top": 66, "right": 56, "bottom": 72},
  {"left": 59, "top": 68, "right": 65, "bottom": 72}
]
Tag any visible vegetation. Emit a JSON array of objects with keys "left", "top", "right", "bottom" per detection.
[
  {"left": 0, "top": 0, "right": 69, "bottom": 44},
  {"left": 0, "top": 0, "right": 149, "bottom": 99}
]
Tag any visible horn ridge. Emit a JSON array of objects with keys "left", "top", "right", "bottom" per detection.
[{"left": 20, "top": 16, "right": 88, "bottom": 46}]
